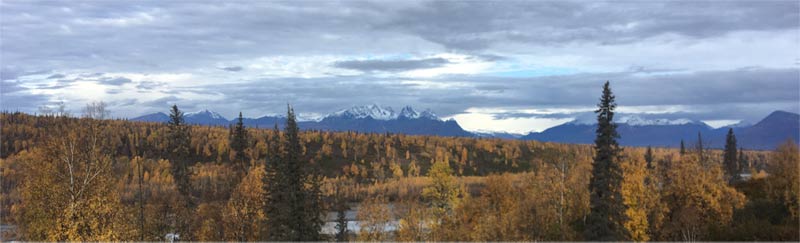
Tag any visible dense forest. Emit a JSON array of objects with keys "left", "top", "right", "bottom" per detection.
[{"left": 0, "top": 85, "right": 797, "bottom": 241}]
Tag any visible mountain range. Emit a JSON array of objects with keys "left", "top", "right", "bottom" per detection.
[
  {"left": 131, "top": 104, "right": 472, "bottom": 137},
  {"left": 130, "top": 106, "right": 799, "bottom": 150},
  {"left": 522, "top": 110, "right": 799, "bottom": 150}
]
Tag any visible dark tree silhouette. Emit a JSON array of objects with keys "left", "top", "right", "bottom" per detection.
[
  {"left": 264, "top": 105, "right": 323, "bottom": 241},
  {"left": 585, "top": 81, "right": 629, "bottom": 241},
  {"left": 230, "top": 112, "right": 249, "bottom": 172},
  {"left": 167, "top": 104, "right": 191, "bottom": 198},
  {"left": 723, "top": 128, "right": 739, "bottom": 183}
]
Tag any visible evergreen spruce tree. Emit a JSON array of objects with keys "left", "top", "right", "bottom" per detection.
[
  {"left": 585, "top": 81, "right": 629, "bottom": 240},
  {"left": 334, "top": 186, "right": 350, "bottom": 242},
  {"left": 723, "top": 128, "right": 739, "bottom": 182},
  {"left": 230, "top": 112, "right": 249, "bottom": 172},
  {"left": 738, "top": 148, "right": 749, "bottom": 173},
  {"left": 167, "top": 104, "right": 191, "bottom": 198},
  {"left": 644, "top": 146, "right": 655, "bottom": 186},
  {"left": 695, "top": 132, "right": 704, "bottom": 152},
  {"left": 644, "top": 146, "right": 654, "bottom": 170},
  {"left": 264, "top": 105, "right": 323, "bottom": 241},
  {"left": 695, "top": 132, "right": 708, "bottom": 166},
  {"left": 263, "top": 124, "right": 287, "bottom": 239},
  {"left": 680, "top": 140, "right": 686, "bottom": 155}
]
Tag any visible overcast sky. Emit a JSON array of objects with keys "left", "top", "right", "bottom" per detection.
[{"left": 2, "top": 1, "right": 798, "bottom": 133}]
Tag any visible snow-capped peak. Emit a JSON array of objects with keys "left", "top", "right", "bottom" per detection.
[
  {"left": 327, "top": 104, "right": 440, "bottom": 120},
  {"left": 419, "top": 109, "right": 438, "bottom": 120},
  {"left": 186, "top": 109, "right": 226, "bottom": 120},
  {"left": 398, "top": 106, "right": 420, "bottom": 119},
  {"left": 330, "top": 104, "right": 397, "bottom": 120},
  {"left": 618, "top": 115, "right": 694, "bottom": 126}
]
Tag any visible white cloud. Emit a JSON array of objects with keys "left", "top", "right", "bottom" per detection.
[
  {"left": 465, "top": 106, "right": 595, "bottom": 115},
  {"left": 446, "top": 112, "right": 572, "bottom": 134},
  {"left": 402, "top": 53, "right": 494, "bottom": 78},
  {"left": 703, "top": 119, "right": 742, "bottom": 128}
]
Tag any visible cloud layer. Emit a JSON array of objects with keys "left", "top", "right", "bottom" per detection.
[{"left": 2, "top": 1, "right": 798, "bottom": 133}]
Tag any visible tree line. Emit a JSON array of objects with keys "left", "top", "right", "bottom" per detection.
[{"left": 0, "top": 82, "right": 797, "bottom": 241}]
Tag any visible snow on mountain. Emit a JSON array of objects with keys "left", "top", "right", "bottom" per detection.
[
  {"left": 398, "top": 106, "right": 420, "bottom": 119},
  {"left": 186, "top": 109, "right": 226, "bottom": 120},
  {"left": 617, "top": 115, "right": 695, "bottom": 126},
  {"left": 183, "top": 109, "right": 230, "bottom": 125},
  {"left": 326, "top": 104, "right": 439, "bottom": 121},
  {"left": 329, "top": 104, "right": 397, "bottom": 120},
  {"left": 419, "top": 109, "right": 438, "bottom": 120}
]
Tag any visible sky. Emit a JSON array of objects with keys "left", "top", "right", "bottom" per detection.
[{"left": 2, "top": 1, "right": 799, "bottom": 134}]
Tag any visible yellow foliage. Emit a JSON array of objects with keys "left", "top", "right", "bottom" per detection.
[
  {"left": 16, "top": 125, "right": 130, "bottom": 241},
  {"left": 223, "top": 165, "right": 268, "bottom": 241},
  {"left": 621, "top": 152, "right": 651, "bottom": 242},
  {"left": 661, "top": 153, "right": 746, "bottom": 241},
  {"left": 767, "top": 140, "right": 800, "bottom": 219},
  {"left": 356, "top": 195, "right": 391, "bottom": 241}
]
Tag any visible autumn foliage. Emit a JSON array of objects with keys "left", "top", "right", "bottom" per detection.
[{"left": 0, "top": 110, "right": 796, "bottom": 241}]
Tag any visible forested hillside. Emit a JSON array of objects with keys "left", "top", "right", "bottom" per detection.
[{"left": 0, "top": 109, "right": 797, "bottom": 241}]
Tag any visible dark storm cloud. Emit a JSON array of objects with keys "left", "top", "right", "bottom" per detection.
[
  {"left": 473, "top": 54, "right": 507, "bottom": 62},
  {"left": 1, "top": 1, "right": 797, "bottom": 128},
  {"left": 46, "top": 74, "right": 65, "bottom": 79},
  {"left": 333, "top": 58, "right": 450, "bottom": 72},
  {"left": 220, "top": 66, "right": 243, "bottom": 72},
  {"left": 3, "top": 1, "right": 795, "bottom": 73},
  {"left": 81, "top": 73, "right": 105, "bottom": 78},
  {"left": 35, "top": 83, "right": 71, "bottom": 90},
  {"left": 136, "top": 81, "right": 164, "bottom": 90},
  {"left": 101, "top": 77, "right": 132, "bottom": 86},
  {"left": 379, "top": 1, "right": 799, "bottom": 50}
]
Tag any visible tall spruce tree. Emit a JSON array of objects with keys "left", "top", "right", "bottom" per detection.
[
  {"left": 680, "top": 140, "right": 686, "bottom": 155},
  {"left": 723, "top": 128, "right": 739, "bottom": 182},
  {"left": 230, "top": 112, "right": 249, "bottom": 172},
  {"left": 333, "top": 185, "right": 350, "bottom": 242},
  {"left": 695, "top": 132, "right": 709, "bottom": 166},
  {"left": 264, "top": 105, "right": 323, "bottom": 241},
  {"left": 263, "top": 124, "right": 284, "bottom": 238},
  {"left": 644, "top": 146, "right": 654, "bottom": 170},
  {"left": 738, "top": 148, "right": 749, "bottom": 173},
  {"left": 695, "top": 132, "right": 704, "bottom": 152},
  {"left": 167, "top": 104, "right": 191, "bottom": 198},
  {"left": 585, "top": 81, "right": 629, "bottom": 240}
]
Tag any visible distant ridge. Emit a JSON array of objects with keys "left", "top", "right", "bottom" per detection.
[
  {"left": 131, "top": 108, "right": 800, "bottom": 149},
  {"left": 522, "top": 110, "right": 799, "bottom": 150},
  {"left": 131, "top": 105, "right": 473, "bottom": 137}
]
